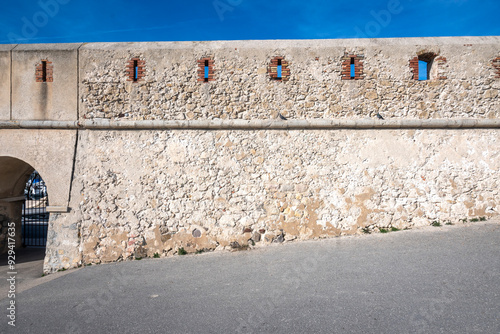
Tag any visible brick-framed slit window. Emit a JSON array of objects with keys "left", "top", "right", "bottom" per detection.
[
  {"left": 35, "top": 59, "right": 53, "bottom": 82},
  {"left": 268, "top": 56, "right": 290, "bottom": 81},
  {"left": 197, "top": 57, "right": 215, "bottom": 82},
  {"left": 492, "top": 57, "right": 500, "bottom": 78},
  {"left": 341, "top": 53, "right": 364, "bottom": 80},
  {"left": 126, "top": 57, "right": 145, "bottom": 82},
  {"left": 409, "top": 52, "right": 447, "bottom": 81}
]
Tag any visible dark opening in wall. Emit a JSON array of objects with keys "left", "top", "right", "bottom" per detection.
[
  {"left": 42, "top": 61, "right": 47, "bottom": 82},
  {"left": 204, "top": 60, "right": 209, "bottom": 82},
  {"left": 133, "top": 60, "right": 138, "bottom": 82},
  {"left": 35, "top": 59, "right": 53, "bottom": 83},
  {"left": 126, "top": 58, "right": 145, "bottom": 82},
  {"left": 22, "top": 170, "right": 49, "bottom": 247},
  {"left": 198, "top": 57, "right": 215, "bottom": 83},
  {"left": 350, "top": 57, "right": 355, "bottom": 79},
  {"left": 341, "top": 53, "right": 364, "bottom": 80}
]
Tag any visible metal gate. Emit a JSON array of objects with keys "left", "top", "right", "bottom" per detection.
[{"left": 22, "top": 171, "right": 49, "bottom": 247}]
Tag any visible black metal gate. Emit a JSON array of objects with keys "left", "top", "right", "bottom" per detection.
[{"left": 22, "top": 171, "right": 49, "bottom": 247}]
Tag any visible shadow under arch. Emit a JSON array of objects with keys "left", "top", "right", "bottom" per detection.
[{"left": 0, "top": 156, "right": 48, "bottom": 253}]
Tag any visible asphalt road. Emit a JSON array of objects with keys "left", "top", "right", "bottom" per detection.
[{"left": 1, "top": 221, "right": 499, "bottom": 334}]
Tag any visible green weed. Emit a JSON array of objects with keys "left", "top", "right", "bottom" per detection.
[{"left": 178, "top": 247, "right": 187, "bottom": 255}]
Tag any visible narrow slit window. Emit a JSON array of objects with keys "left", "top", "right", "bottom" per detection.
[
  {"left": 350, "top": 57, "right": 355, "bottom": 79},
  {"left": 42, "top": 61, "right": 47, "bottom": 82},
  {"left": 418, "top": 60, "right": 428, "bottom": 81},
  {"left": 277, "top": 59, "right": 282, "bottom": 79},
  {"left": 133, "top": 60, "right": 138, "bottom": 82},
  {"left": 204, "top": 60, "right": 209, "bottom": 82}
]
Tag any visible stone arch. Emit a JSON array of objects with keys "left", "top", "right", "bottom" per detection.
[
  {"left": 0, "top": 156, "right": 37, "bottom": 199},
  {"left": 0, "top": 156, "right": 43, "bottom": 253},
  {"left": 0, "top": 130, "right": 76, "bottom": 211},
  {"left": 0, "top": 131, "right": 78, "bottom": 273}
]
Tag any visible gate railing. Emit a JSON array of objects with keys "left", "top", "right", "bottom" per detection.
[{"left": 22, "top": 171, "right": 49, "bottom": 247}]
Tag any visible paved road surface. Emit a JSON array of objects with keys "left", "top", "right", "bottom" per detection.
[{"left": 1, "top": 221, "right": 499, "bottom": 333}]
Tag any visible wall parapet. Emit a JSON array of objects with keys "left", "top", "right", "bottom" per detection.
[
  {"left": 1, "top": 37, "right": 499, "bottom": 122},
  {"left": 1, "top": 118, "right": 500, "bottom": 130}
]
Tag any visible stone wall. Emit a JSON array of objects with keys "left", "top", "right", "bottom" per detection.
[
  {"left": 0, "top": 37, "right": 499, "bottom": 271},
  {"left": 79, "top": 37, "right": 500, "bottom": 121},
  {"left": 71, "top": 129, "right": 499, "bottom": 264}
]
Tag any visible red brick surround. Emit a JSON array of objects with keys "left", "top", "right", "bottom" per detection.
[
  {"left": 126, "top": 58, "right": 146, "bottom": 82},
  {"left": 341, "top": 53, "right": 364, "bottom": 80},
  {"left": 268, "top": 56, "right": 290, "bottom": 81},
  {"left": 197, "top": 57, "right": 215, "bottom": 82},
  {"left": 35, "top": 60, "right": 53, "bottom": 82}
]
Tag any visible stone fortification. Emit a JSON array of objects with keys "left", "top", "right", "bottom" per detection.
[
  {"left": 0, "top": 37, "right": 498, "bottom": 272},
  {"left": 73, "top": 129, "right": 498, "bottom": 264},
  {"left": 80, "top": 37, "right": 499, "bottom": 121}
]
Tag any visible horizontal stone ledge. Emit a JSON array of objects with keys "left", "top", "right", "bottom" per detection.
[
  {"left": 46, "top": 206, "right": 69, "bottom": 213},
  {"left": 1, "top": 119, "right": 500, "bottom": 130},
  {"left": 0, "top": 196, "right": 25, "bottom": 203}
]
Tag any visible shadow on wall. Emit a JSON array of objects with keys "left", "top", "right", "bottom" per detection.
[{"left": 0, "top": 156, "right": 44, "bottom": 253}]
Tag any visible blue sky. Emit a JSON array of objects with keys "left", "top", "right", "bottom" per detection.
[{"left": 1, "top": 0, "right": 499, "bottom": 44}]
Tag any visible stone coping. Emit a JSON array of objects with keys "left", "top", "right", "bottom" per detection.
[
  {"left": 1, "top": 119, "right": 500, "bottom": 130},
  {"left": 2, "top": 36, "right": 499, "bottom": 51},
  {"left": 46, "top": 206, "right": 69, "bottom": 213}
]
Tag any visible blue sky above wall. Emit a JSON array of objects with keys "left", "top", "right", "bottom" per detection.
[{"left": 1, "top": 0, "right": 499, "bottom": 44}]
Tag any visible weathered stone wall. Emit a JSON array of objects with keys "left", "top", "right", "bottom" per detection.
[
  {"left": 70, "top": 129, "right": 499, "bottom": 264},
  {"left": 0, "top": 45, "right": 13, "bottom": 120},
  {"left": 80, "top": 37, "right": 500, "bottom": 121},
  {"left": 0, "top": 37, "right": 499, "bottom": 271}
]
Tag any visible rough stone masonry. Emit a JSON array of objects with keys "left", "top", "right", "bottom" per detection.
[{"left": 0, "top": 36, "right": 498, "bottom": 273}]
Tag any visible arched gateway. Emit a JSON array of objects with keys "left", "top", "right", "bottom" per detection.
[{"left": 0, "top": 157, "right": 45, "bottom": 253}]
